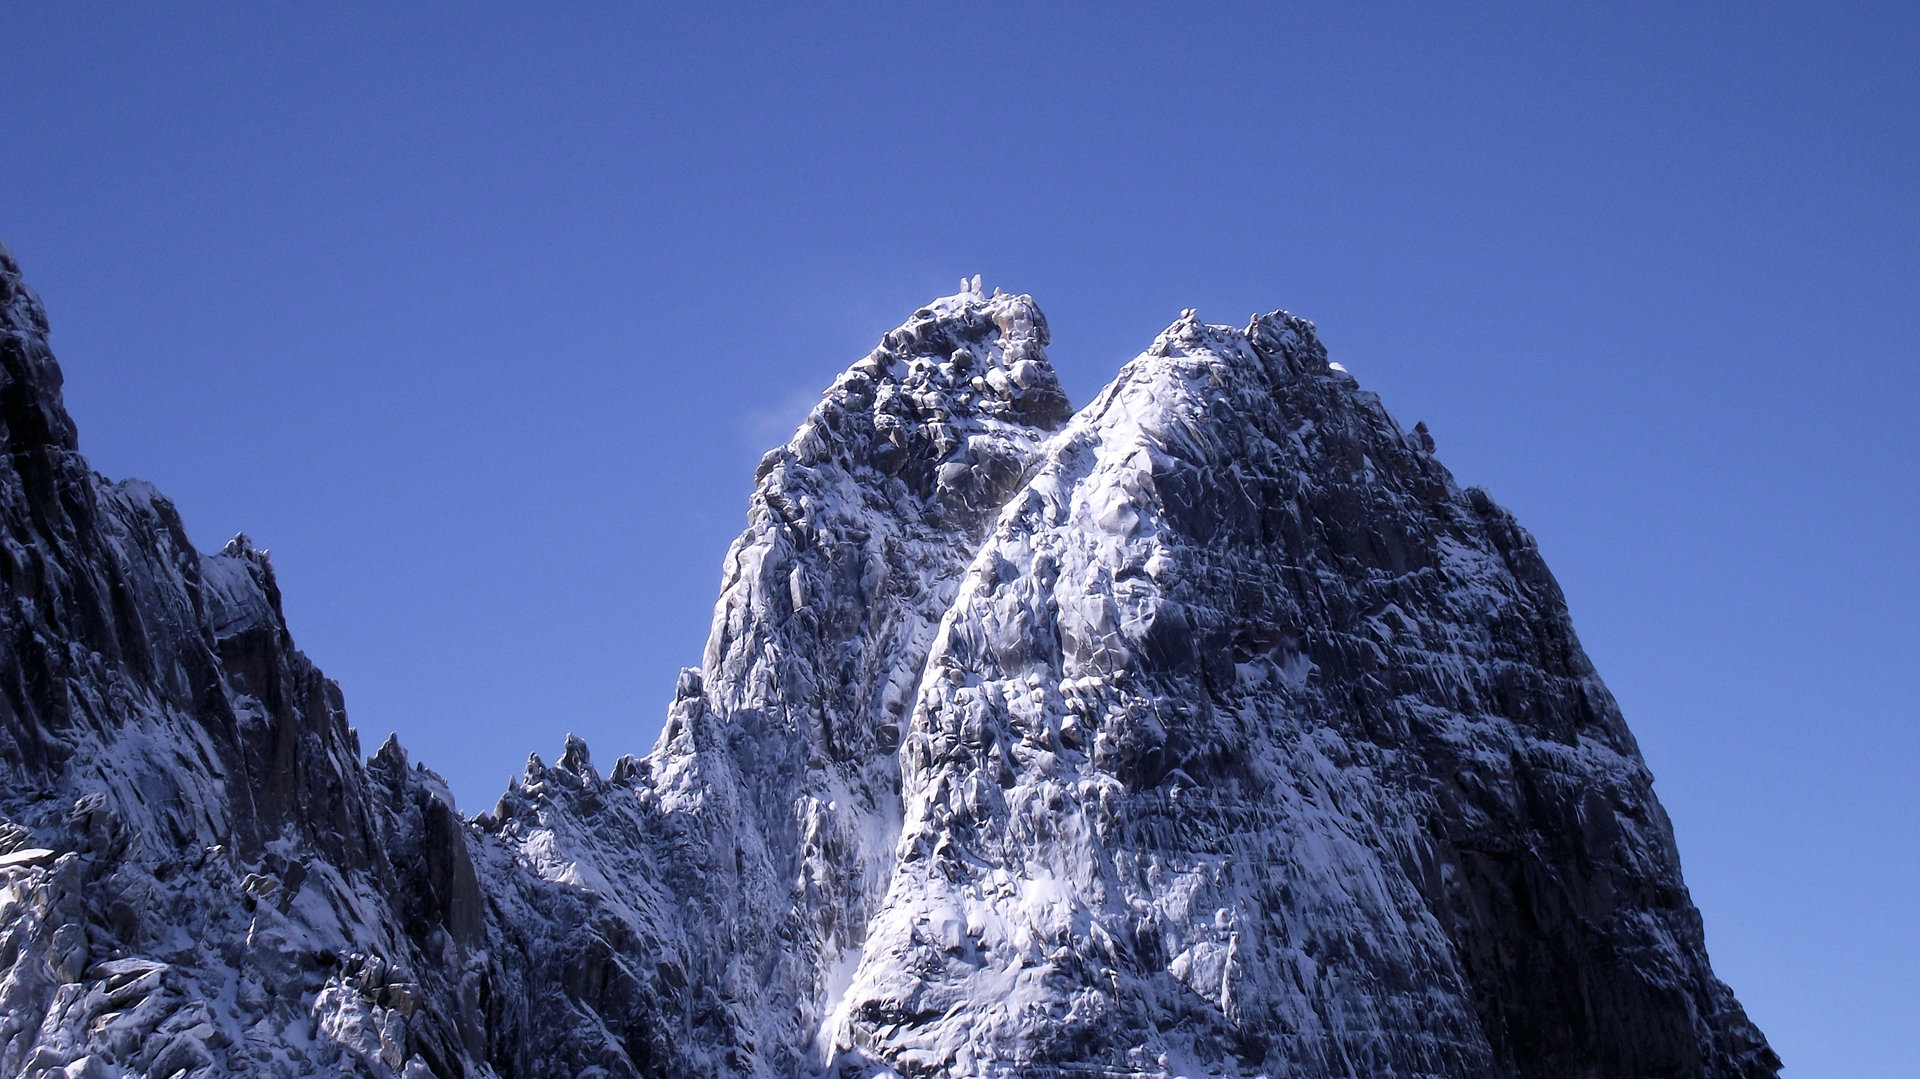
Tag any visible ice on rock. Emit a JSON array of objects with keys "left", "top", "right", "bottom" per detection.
[
  {"left": 820, "top": 309, "right": 1775, "bottom": 1079},
  {"left": 0, "top": 235, "right": 1774, "bottom": 1079}
]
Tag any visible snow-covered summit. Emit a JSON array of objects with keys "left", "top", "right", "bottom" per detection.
[{"left": 0, "top": 244, "right": 1776, "bottom": 1079}]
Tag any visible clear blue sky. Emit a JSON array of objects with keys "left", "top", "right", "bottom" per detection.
[{"left": 2, "top": 4, "right": 1913, "bottom": 1074}]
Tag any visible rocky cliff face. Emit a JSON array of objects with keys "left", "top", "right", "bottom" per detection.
[
  {"left": 0, "top": 241, "right": 491, "bottom": 1077},
  {"left": 0, "top": 249, "right": 1776, "bottom": 1079},
  {"left": 828, "top": 312, "right": 1774, "bottom": 1078},
  {"left": 464, "top": 282, "right": 1073, "bottom": 1079}
]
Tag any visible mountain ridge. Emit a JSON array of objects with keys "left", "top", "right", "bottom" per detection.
[{"left": 0, "top": 243, "right": 1775, "bottom": 1078}]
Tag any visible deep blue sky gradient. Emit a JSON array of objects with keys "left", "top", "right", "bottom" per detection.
[{"left": 2, "top": 5, "right": 1915, "bottom": 1073}]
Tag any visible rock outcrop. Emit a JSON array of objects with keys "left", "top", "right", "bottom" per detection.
[
  {"left": 0, "top": 241, "right": 493, "bottom": 1077},
  {"left": 0, "top": 249, "right": 1776, "bottom": 1078},
  {"left": 829, "top": 311, "right": 1775, "bottom": 1078}
]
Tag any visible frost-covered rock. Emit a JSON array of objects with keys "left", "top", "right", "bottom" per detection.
[
  {"left": 0, "top": 242, "right": 1775, "bottom": 1079},
  {"left": 827, "top": 310, "right": 1775, "bottom": 1077},
  {"left": 466, "top": 284, "right": 1074, "bottom": 1078},
  {"left": 0, "top": 240, "right": 487, "bottom": 1076}
]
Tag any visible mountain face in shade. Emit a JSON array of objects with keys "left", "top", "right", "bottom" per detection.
[{"left": 0, "top": 247, "right": 1776, "bottom": 1079}]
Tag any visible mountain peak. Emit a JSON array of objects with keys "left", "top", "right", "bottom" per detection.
[{"left": 0, "top": 242, "right": 1776, "bottom": 1079}]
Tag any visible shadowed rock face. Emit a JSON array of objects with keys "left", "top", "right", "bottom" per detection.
[
  {"left": 0, "top": 241, "right": 489, "bottom": 1077},
  {"left": 0, "top": 248, "right": 1775, "bottom": 1079}
]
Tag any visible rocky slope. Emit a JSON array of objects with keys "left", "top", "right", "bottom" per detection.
[{"left": 0, "top": 247, "right": 1776, "bottom": 1078}]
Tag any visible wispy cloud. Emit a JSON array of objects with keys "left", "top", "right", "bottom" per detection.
[{"left": 739, "top": 385, "right": 825, "bottom": 454}]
